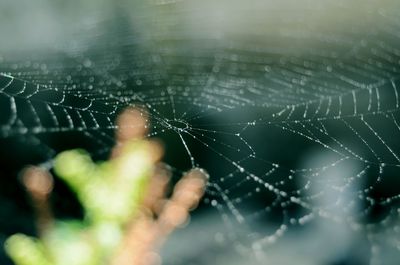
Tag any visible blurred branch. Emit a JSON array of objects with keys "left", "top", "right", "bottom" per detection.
[{"left": 4, "top": 107, "right": 208, "bottom": 265}]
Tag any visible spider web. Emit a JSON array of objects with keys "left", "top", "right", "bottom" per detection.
[{"left": 1, "top": 0, "right": 400, "bottom": 264}]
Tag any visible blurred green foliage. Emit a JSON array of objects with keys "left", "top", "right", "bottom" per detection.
[{"left": 4, "top": 140, "right": 154, "bottom": 265}]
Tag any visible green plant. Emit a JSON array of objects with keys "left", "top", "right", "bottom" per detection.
[{"left": 4, "top": 108, "right": 207, "bottom": 265}]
